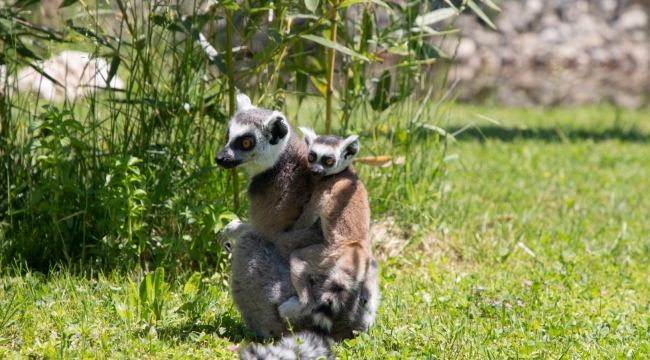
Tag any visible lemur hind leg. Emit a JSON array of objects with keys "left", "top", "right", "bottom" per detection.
[{"left": 278, "top": 244, "right": 330, "bottom": 319}]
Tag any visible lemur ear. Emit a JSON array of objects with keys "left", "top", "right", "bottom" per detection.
[
  {"left": 299, "top": 127, "right": 317, "bottom": 147},
  {"left": 265, "top": 111, "right": 289, "bottom": 145},
  {"left": 236, "top": 93, "right": 254, "bottom": 111},
  {"left": 340, "top": 134, "right": 360, "bottom": 159}
]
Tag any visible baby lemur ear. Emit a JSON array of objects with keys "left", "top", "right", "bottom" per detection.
[
  {"left": 299, "top": 127, "right": 317, "bottom": 147},
  {"left": 340, "top": 134, "right": 360, "bottom": 159},
  {"left": 264, "top": 111, "right": 289, "bottom": 145},
  {"left": 236, "top": 93, "right": 254, "bottom": 111}
]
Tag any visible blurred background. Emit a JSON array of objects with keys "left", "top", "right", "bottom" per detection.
[{"left": 0, "top": 0, "right": 648, "bottom": 269}]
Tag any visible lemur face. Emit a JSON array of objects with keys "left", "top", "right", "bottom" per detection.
[
  {"left": 299, "top": 127, "right": 360, "bottom": 179},
  {"left": 215, "top": 94, "right": 290, "bottom": 176}
]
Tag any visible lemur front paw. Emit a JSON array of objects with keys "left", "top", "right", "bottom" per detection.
[{"left": 218, "top": 219, "right": 253, "bottom": 252}]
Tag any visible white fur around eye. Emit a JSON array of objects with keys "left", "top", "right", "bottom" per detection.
[{"left": 228, "top": 121, "right": 254, "bottom": 140}]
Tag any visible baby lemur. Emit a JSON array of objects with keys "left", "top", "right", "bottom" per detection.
[{"left": 278, "top": 127, "right": 372, "bottom": 331}]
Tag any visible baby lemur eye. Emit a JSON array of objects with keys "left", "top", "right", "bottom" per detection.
[
  {"left": 225, "top": 133, "right": 229, "bottom": 142},
  {"left": 308, "top": 154, "right": 316, "bottom": 162},
  {"left": 242, "top": 138, "right": 252, "bottom": 149},
  {"left": 325, "top": 158, "right": 334, "bottom": 166}
]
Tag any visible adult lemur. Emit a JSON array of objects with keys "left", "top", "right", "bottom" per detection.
[{"left": 215, "top": 95, "right": 379, "bottom": 355}]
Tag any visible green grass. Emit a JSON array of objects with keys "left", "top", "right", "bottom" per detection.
[{"left": 2, "top": 105, "right": 650, "bottom": 358}]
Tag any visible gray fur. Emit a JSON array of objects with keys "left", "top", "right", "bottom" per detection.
[
  {"left": 216, "top": 95, "right": 379, "bottom": 343},
  {"left": 239, "top": 331, "right": 334, "bottom": 360}
]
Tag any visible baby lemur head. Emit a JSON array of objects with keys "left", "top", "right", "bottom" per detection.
[
  {"left": 299, "top": 127, "right": 360, "bottom": 179},
  {"left": 215, "top": 94, "right": 291, "bottom": 175}
]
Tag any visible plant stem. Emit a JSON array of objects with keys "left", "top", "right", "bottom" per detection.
[
  {"left": 325, "top": 0, "right": 339, "bottom": 135},
  {"left": 225, "top": 8, "right": 240, "bottom": 212}
]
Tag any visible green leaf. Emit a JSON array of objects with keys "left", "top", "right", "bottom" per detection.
[
  {"left": 183, "top": 273, "right": 202, "bottom": 297},
  {"left": 371, "top": 70, "right": 391, "bottom": 111},
  {"left": 11, "top": 0, "right": 40, "bottom": 9},
  {"left": 62, "top": 119, "right": 84, "bottom": 132},
  {"left": 153, "top": 268, "right": 165, "bottom": 297},
  {"left": 252, "top": 43, "right": 279, "bottom": 62},
  {"left": 127, "top": 156, "right": 141, "bottom": 166},
  {"left": 69, "top": 137, "right": 86, "bottom": 150},
  {"left": 482, "top": 0, "right": 502, "bottom": 12},
  {"left": 338, "top": 0, "right": 392, "bottom": 12},
  {"left": 139, "top": 274, "right": 151, "bottom": 304},
  {"left": 219, "top": 0, "right": 240, "bottom": 11},
  {"left": 467, "top": 0, "right": 497, "bottom": 30},
  {"left": 414, "top": 8, "right": 457, "bottom": 27},
  {"left": 300, "top": 35, "right": 369, "bottom": 62},
  {"left": 107, "top": 56, "right": 121, "bottom": 86},
  {"left": 29, "top": 120, "right": 44, "bottom": 133},
  {"left": 59, "top": 0, "right": 79, "bottom": 8},
  {"left": 305, "top": 0, "right": 319, "bottom": 13}
]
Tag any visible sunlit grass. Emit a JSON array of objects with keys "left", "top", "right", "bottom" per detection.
[{"left": 3, "top": 104, "right": 650, "bottom": 358}]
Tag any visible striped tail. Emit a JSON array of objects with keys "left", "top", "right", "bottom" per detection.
[{"left": 239, "top": 331, "right": 334, "bottom": 360}]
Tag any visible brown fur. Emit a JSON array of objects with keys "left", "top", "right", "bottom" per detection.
[
  {"left": 246, "top": 130, "right": 326, "bottom": 258},
  {"left": 287, "top": 165, "right": 372, "bottom": 317}
]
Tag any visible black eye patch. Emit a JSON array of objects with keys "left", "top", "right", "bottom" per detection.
[
  {"left": 233, "top": 134, "right": 256, "bottom": 151},
  {"left": 321, "top": 156, "right": 335, "bottom": 167}
]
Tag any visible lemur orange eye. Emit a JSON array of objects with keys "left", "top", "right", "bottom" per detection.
[
  {"left": 225, "top": 134, "right": 229, "bottom": 142},
  {"left": 326, "top": 159, "right": 334, "bottom": 166},
  {"left": 242, "top": 139, "right": 252, "bottom": 149},
  {"left": 308, "top": 155, "right": 315, "bottom": 162}
]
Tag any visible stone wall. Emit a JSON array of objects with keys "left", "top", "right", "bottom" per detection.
[{"left": 446, "top": 0, "right": 650, "bottom": 108}]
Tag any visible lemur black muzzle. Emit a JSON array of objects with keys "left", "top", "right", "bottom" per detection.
[
  {"left": 215, "top": 147, "right": 243, "bottom": 169},
  {"left": 310, "top": 165, "right": 327, "bottom": 178}
]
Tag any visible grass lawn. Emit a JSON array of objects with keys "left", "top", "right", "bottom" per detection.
[{"left": 2, "top": 105, "right": 649, "bottom": 358}]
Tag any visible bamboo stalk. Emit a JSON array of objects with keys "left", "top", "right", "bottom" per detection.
[
  {"left": 225, "top": 9, "right": 240, "bottom": 212},
  {"left": 325, "top": 0, "right": 339, "bottom": 135}
]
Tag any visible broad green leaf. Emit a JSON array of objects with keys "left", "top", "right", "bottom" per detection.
[
  {"left": 29, "top": 120, "right": 43, "bottom": 133},
  {"left": 153, "top": 268, "right": 165, "bottom": 298},
  {"left": 59, "top": 0, "right": 79, "bottom": 8},
  {"left": 305, "top": 0, "right": 319, "bottom": 13},
  {"left": 300, "top": 35, "right": 369, "bottom": 62},
  {"left": 127, "top": 156, "right": 140, "bottom": 166},
  {"left": 183, "top": 272, "right": 202, "bottom": 297},
  {"left": 414, "top": 8, "right": 456, "bottom": 27},
  {"left": 467, "top": 0, "right": 497, "bottom": 30},
  {"left": 62, "top": 119, "right": 84, "bottom": 132},
  {"left": 60, "top": 137, "right": 71, "bottom": 148},
  {"left": 309, "top": 76, "right": 328, "bottom": 97}
]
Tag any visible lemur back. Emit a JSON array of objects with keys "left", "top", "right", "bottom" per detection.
[{"left": 278, "top": 129, "right": 372, "bottom": 331}]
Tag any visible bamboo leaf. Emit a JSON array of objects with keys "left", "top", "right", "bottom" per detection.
[
  {"left": 11, "top": 0, "right": 40, "bottom": 9},
  {"left": 338, "top": 0, "right": 392, "bottom": 11},
  {"left": 305, "top": 0, "right": 319, "bottom": 13},
  {"left": 414, "top": 8, "right": 457, "bottom": 27},
  {"left": 300, "top": 34, "right": 369, "bottom": 62},
  {"left": 107, "top": 56, "right": 120, "bottom": 86},
  {"left": 482, "top": 0, "right": 502, "bottom": 12},
  {"left": 467, "top": 0, "right": 497, "bottom": 30},
  {"left": 59, "top": 0, "right": 79, "bottom": 8}
]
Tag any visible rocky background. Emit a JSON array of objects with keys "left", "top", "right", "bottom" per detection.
[{"left": 446, "top": 0, "right": 650, "bottom": 108}]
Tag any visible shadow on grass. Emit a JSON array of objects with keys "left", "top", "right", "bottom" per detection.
[
  {"left": 156, "top": 312, "right": 257, "bottom": 344},
  {"left": 441, "top": 125, "right": 650, "bottom": 143}
]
